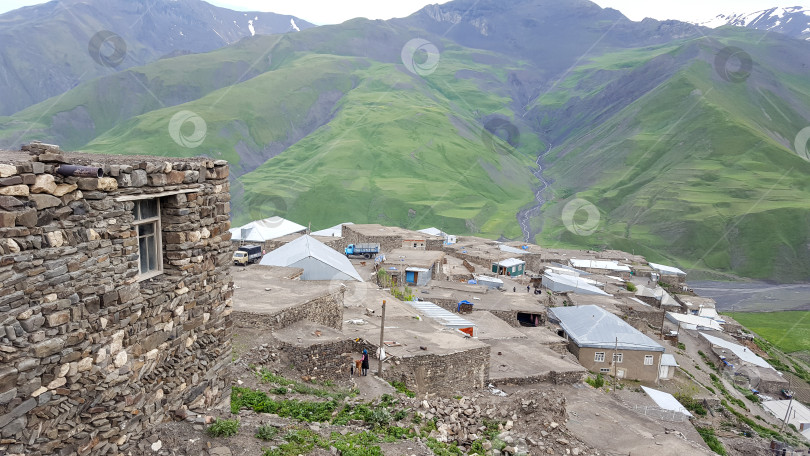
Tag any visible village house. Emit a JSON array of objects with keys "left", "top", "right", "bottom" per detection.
[
  {"left": 341, "top": 224, "right": 443, "bottom": 253},
  {"left": 492, "top": 257, "right": 526, "bottom": 277},
  {"left": 383, "top": 248, "right": 445, "bottom": 286},
  {"left": 258, "top": 234, "right": 363, "bottom": 281},
  {"left": 548, "top": 305, "right": 666, "bottom": 382},
  {"left": 0, "top": 143, "right": 233, "bottom": 455}
]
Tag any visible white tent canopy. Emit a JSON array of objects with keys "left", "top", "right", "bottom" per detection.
[
  {"left": 311, "top": 222, "right": 353, "bottom": 237},
  {"left": 259, "top": 235, "right": 363, "bottom": 281},
  {"left": 230, "top": 217, "right": 306, "bottom": 242}
]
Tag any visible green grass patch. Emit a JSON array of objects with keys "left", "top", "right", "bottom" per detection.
[
  {"left": 255, "top": 424, "right": 279, "bottom": 441},
  {"left": 725, "top": 312, "right": 810, "bottom": 354},
  {"left": 389, "top": 381, "right": 416, "bottom": 398},
  {"left": 696, "top": 427, "right": 727, "bottom": 455},
  {"left": 206, "top": 418, "right": 239, "bottom": 438}
]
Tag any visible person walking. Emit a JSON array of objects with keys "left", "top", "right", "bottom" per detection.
[
  {"left": 361, "top": 349, "right": 369, "bottom": 376},
  {"left": 527, "top": 285, "right": 530, "bottom": 293}
]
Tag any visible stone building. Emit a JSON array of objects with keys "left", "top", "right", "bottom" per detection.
[
  {"left": 0, "top": 143, "right": 233, "bottom": 455},
  {"left": 549, "top": 305, "right": 665, "bottom": 383},
  {"left": 341, "top": 224, "right": 443, "bottom": 252}
]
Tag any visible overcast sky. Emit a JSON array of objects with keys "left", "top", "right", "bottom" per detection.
[{"left": 0, "top": 0, "right": 807, "bottom": 24}]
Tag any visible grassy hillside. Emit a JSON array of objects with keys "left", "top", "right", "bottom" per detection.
[
  {"left": 726, "top": 312, "right": 810, "bottom": 354},
  {"left": 75, "top": 26, "right": 542, "bottom": 238},
  {"left": 533, "top": 32, "right": 810, "bottom": 281}
]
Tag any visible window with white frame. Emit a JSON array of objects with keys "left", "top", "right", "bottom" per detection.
[
  {"left": 644, "top": 355, "right": 654, "bottom": 365},
  {"left": 600, "top": 368, "right": 611, "bottom": 373},
  {"left": 594, "top": 352, "right": 605, "bottom": 362},
  {"left": 132, "top": 199, "right": 162, "bottom": 278},
  {"left": 613, "top": 353, "right": 623, "bottom": 363}
]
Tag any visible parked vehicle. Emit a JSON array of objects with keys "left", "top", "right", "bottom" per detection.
[
  {"left": 344, "top": 243, "right": 380, "bottom": 259},
  {"left": 782, "top": 388, "right": 794, "bottom": 399},
  {"left": 233, "top": 244, "right": 262, "bottom": 265}
]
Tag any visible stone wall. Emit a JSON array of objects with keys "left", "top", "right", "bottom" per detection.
[
  {"left": 0, "top": 144, "right": 233, "bottom": 455},
  {"left": 341, "top": 225, "right": 404, "bottom": 254},
  {"left": 230, "top": 291, "right": 344, "bottom": 332},
  {"left": 386, "top": 346, "right": 490, "bottom": 395},
  {"left": 615, "top": 303, "right": 665, "bottom": 331}
]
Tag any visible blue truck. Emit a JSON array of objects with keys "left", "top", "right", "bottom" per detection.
[{"left": 344, "top": 243, "right": 380, "bottom": 259}]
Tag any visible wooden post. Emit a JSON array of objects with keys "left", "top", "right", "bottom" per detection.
[
  {"left": 378, "top": 300, "right": 386, "bottom": 376},
  {"left": 660, "top": 310, "right": 666, "bottom": 339},
  {"left": 613, "top": 337, "right": 618, "bottom": 393}
]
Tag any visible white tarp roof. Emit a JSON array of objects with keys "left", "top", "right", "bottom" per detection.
[
  {"left": 259, "top": 235, "right": 363, "bottom": 281},
  {"left": 475, "top": 275, "right": 504, "bottom": 285},
  {"left": 762, "top": 400, "right": 810, "bottom": 441},
  {"left": 498, "top": 244, "right": 526, "bottom": 255},
  {"left": 549, "top": 305, "right": 664, "bottom": 352},
  {"left": 496, "top": 257, "right": 525, "bottom": 267},
  {"left": 546, "top": 266, "right": 580, "bottom": 277},
  {"left": 230, "top": 217, "right": 306, "bottom": 242},
  {"left": 311, "top": 222, "right": 352, "bottom": 237},
  {"left": 649, "top": 262, "right": 687, "bottom": 276},
  {"left": 569, "top": 259, "right": 631, "bottom": 273},
  {"left": 661, "top": 354, "right": 679, "bottom": 367},
  {"left": 641, "top": 386, "right": 693, "bottom": 417},
  {"left": 417, "top": 227, "right": 446, "bottom": 237},
  {"left": 698, "top": 307, "right": 722, "bottom": 320},
  {"left": 407, "top": 300, "right": 475, "bottom": 331},
  {"left": 666, "top": 312, "right": 723, "bottom": 331},
  {"left": 700, "top": 332, "right": 773, "bottom": 369},
  {"left": 543, "top": 272, "right": 611, "bottom": 296}
]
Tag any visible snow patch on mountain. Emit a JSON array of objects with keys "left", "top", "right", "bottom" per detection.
[{"left": 697, "top": 6, "right": 810, "bottom": 40}]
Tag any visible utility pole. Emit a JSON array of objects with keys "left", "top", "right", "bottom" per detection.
[
  {"left": 378, "top": 300, "right": 386, "bottom": 376},
  {"left": 613, "top": 337, "right": 618, "bottom": 394},
  {"left": 660, "top": 310, "right": 666, "bottom": 339},
  {"left": 780, "top": 376, "right": 794, "bottom": 433}
]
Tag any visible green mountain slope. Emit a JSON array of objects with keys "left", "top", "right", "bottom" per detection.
[
  {"left": 533, "top": 31, "right": 810, "bottom": 281},
  {"left": 1, "top": 1, "right": 810, "bottom": 281}
]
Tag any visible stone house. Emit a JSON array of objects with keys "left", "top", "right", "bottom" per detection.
[
  {"left": 0, "top": 143, "right": 233, "bottom": 455},
  {"left": 549, "top": 305, "right": 665, "bottom": 383}
]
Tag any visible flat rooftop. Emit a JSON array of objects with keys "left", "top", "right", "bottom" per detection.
[
  {"left": 418, "top": 282, "right": 546, "bottom": 313},
  {"left": 232, "top": 265, "right": 336, "bottom": 314},
  {"left": 342, "top": 296, "right": 489, "bottom": 357},
  {"left": 346, "top": 224, "right": 441, "bottom": 239},
  {"left": 487, "top": 338, "right": 585, "bottom": 382}
]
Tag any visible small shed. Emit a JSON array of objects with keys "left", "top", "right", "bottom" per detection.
[
  {"left": 659, "top": 354, "right": 679, "bottom": 380},
  {"left": 405, "top": 267, "right": 431, "bottom": 286},
  {"left": 492, "top": 258, "right": 525, "bottom": 276}
]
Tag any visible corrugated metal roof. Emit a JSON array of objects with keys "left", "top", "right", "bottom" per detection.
[
  {"left": 417, "top": 227, "right": 445, "bottom": 237},
  {"left": 661, "top": 354, "right": 679, "bottom": 367},
  {"left": 496, "top": 258, "right": 524, "bottom": 267},
  {"left": 259, "top": 235, "right": 363, "bottom": 281},
  {"left": 542, "top": 272, "right": 611, "bottom": 296},
  {"left": 569, "top": 259, "right": 631, "bottom": 272},
  {"left": 666, "top": 313, "right": 722, "bottom": 331},
  {"left": 230, "top": 217, "right": 307, "bottom": 242},
  {"left": 407, "top": 300, "right": 475, "bottom": 330},
  {"left": 475, "top": 275, "right": 504, "bottom": 284},
  {"left": 700, "top": 332, "right": 773, "bottom": 369},
  {"left": 649, "top": 262, "right": 687, "bottom": 276},
  {"left": 549, "top": 305, "right": 664, "bottom": 352},
  {"left": 498, "top": 245, "right": 526, "bottom": 255},
  {"left": 641, "top": 386, "right": 692, "bottom": 417},
  {"left": 405, "top": 267, "right": 430, "bottom": 272}
]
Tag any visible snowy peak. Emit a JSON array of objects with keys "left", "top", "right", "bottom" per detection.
[{"left": 699, "top": 6, "right": 810, "bottom": 40}]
